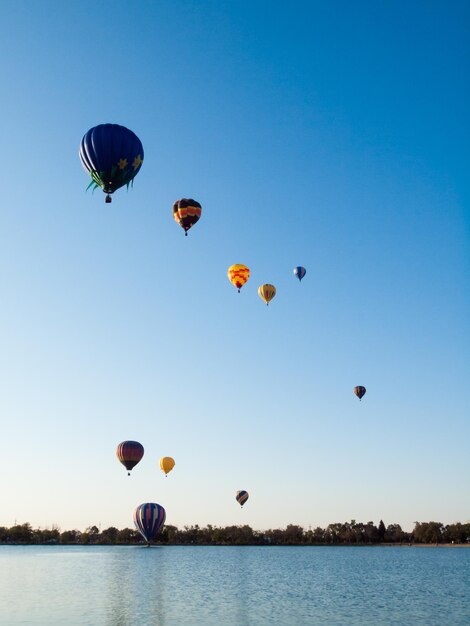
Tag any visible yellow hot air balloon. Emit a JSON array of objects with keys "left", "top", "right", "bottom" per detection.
[
  {"left": 160, "top": 457, "right": 175, "bottom": 476},
  {"left": 258, "top": 284, "right": 276, "bottom": 305},
  {"left": 228, "top": 264, "right": 250, "bottom": 293}
]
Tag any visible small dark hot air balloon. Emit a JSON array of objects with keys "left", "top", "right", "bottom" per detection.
[
  {"left": 134, "top": 503, "right": 166, "bottom": 545},
  {"left": 79, "top": 123, "right": 144, "bottom": 203},
  {"left": 294, "top": 266, "right": 306, "bottom": 282},
  {"left": 354, "top": 386, "right": 366, "bottom": 401},
  {"left": 116, "top": 440, "right": 144, "bottom": 475},
  {"left": 173, "top": 198, "right": 202, "bottom": 235},
  {"left": 236, "top": 490, "right": 249, "bottom": 507}
]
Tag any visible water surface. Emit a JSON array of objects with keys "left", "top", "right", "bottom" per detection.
[{"left": 0, "top": 545, "right": 468, "bottom": 625}]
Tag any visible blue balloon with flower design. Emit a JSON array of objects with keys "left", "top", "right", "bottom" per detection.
[{"left": 79, "top": 123, "right": 144, "bottom": 203}]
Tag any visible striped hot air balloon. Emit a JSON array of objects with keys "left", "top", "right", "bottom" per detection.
[
  {"left": 258, "top": 284, "right": 276, "bottom": 305},
  {"left": 236, "top": 490, "right": 249, "bottom": 507},
  {"left": 173, "top": 198, "right": 202, "bottom": 235},
  {"left": 354, "top": 386, "right": 366, "bottom": 401},
  {"left": 293, "top": 266, "right": 306, "bottom": 282},
  {"left": 228, "top": 264, "right": 250, "bottom": 293},
  {"left": 134, "top": 503, "right": 166, "bottom": 544},
  {"left": 116, "top": 440, "right": 144, "bottom": 476}
]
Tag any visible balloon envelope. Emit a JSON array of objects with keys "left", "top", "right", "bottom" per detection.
[
  {"left": 134, "top": 503, "right": 166, "bottom": 543},
  {"left": 258, "top": 284, "right": 276, "bottom": 305},
  {"left": 160, "top": 456, "right": 175, "bottom": 476},
  {"left": 236, "top": 490, "right": 249, "bottom": 507},
  {"left": 116, "top": 441, "right": 144, "bottom": 474},
  {"left": 228, "top": 264, "right": 250, "bottom": 292},
  {"left": 293, "top": 266, "right": 306, "bottom": 281},
  {"left": 173, "top": 198, "right": 202, "bottom": 234},
  {"left": 354, "top": 386, "right": 366, "bottom": 400},
  {"left": 79, "top": 123, "right": 144, "bottom": 201}
]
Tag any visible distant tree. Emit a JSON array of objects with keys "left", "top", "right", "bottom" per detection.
[
  {"left": 362, "top": 522, "right": 379, "bottom": 544},
  {"left": 33, "top": 527, "right": 60, "bottom": 544},
  {"left": 8, "top": 523, "right": 33, "bottom": 543},
  {"left": 413, "top": 522, "right": 444, "bottom": 544},
  {"left": 99, "top": 527, "right": 118, "bottom": 544},
  {"left": 81, "top": 525, "right": 100, "bottom": 544},
  {"left": 60, "top": 530, "right": 81, "bottom": 544},
  {"left": 445, "top": 523, "right": 470, "bottom": 544},
  {"left": 311, "top": 526, "right": 326, "bottom": 544},
  {"left": 116, "top": 528, "right": 141, "bottom": 544},
  {"left": 378, "top": 520, "right": 386, "bottom": 542},
  {"left": 284, "top": 525, "right": 304, "bottom": 545},
  {"left": 385, "top": 523, "right": 406, "bottom": 543}
]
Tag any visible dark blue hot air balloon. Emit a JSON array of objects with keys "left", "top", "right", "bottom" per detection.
[
  {"left": 236, "top": 490, "right": 249, "bottom": 507},
  {"left": 134, "top": 503, "right": 166, "bottom": 544},
  {"left": 293, "top": 266, "right": 306, "bottom": 282},
  {"left": 79, "top": 124, "right": 144, "bottom": 203}
]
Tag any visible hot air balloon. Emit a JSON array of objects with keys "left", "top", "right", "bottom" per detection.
[
  {"left": 294, "top": 266, "right": 306, "bottom": 282},
  {"left": 258, "top": 284, "right": 276, "bottom": 305},
  {"left": 236, "top": 491, "right": 249, "bottom": 507},
  {"left": 134, "top": 503, "right": 166, "bottom": 544},
  {"left": 354, "top": 386, "right": 366, "bottom": 401},
  {"left": 116, "top": 441, "right": 144, "bottom": 476},
  {"left": 160, "top": 457, "right": 175, "bottom": 477},
  {"left": 79, "top": 123, "right": 144, "bottom": 203},
  {"left": 228, "top": 264, "right": 250, "bottom": 293},
  {"left": 173, "top": 198, "right": 202, "bottom": 235}
]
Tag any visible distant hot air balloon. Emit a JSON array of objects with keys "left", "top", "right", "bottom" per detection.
[
  {"left": 294, "top": 266, "right": 306, "bottom": 282},
  {"left": 228, "top": 264, "right": 250, "bottom": 293},
  {"left": 354, "top": 386, "right": 366, "bottom": 401},
  {"left": 134, "top": 503, "right": 166, "bottom": 544},
  {"left": 160, "top": 457, "right": 175, "bottom": 477},
  {"left": 236, "top": 491, "right": 249, "bottom": 507},
  {"left": 116, "top": 441, "right": 144, "bottom": 476},
  {"left": 258, "top": 284, "right": 276, "bottom": 305},
  {"left": 173, "top": 198, "right": 202, "bottom": 235},
  {"left": 79, "top": 124, "right": 144, "bottom": 203}
]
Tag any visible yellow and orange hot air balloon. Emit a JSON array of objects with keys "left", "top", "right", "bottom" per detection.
[
  {"left": 258, "top": 284, "right": 276, "bottom": 305},
  {"left": 173, "top": 198, "right": 202, "bottom": 235},
  {"left": 228, "top": 264, "right": 250, "bottom": 293},
  {"left": 159, "top": 456, "right": 175, "bottom": 477}
]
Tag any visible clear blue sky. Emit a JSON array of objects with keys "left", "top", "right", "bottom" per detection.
[{"left": 0, "top": 0, "right": 468, "bottom": 532}]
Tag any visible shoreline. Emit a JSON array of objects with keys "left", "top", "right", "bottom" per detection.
[{"left": 1, "top": 542, "right": 469, "bottom": 548}]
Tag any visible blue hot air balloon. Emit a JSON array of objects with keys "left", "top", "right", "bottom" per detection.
[
  {"left": 134, "top": 503, "right": 166, "bottom": 544},
  {"left": 79, "top": 124, "right": 144, "bottom": 203},
  {"left": 236, "top": 490, "right": 249, "bottom": 507},
  {"left": 293, "top": 266, "right": 306, "bottom": 282}
]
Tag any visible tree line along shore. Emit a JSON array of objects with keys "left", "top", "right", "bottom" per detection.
[{"left": 1, "top": 520, "right": 469, "bottom": 546}]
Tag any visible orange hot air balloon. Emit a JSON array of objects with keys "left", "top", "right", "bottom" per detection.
[
  {"left": 173, "top": 198, "right": 202, "bottom": 235},
  {"left": 116, "top": 441, "right": 144, "bottom": 476},
  {"left": 160, "top": 457, "right": 175, "bottom": 477},
  {"left": 354, "top": 386, "right": 366, "bottom": 401},
  {"left": 228, "top": 264, "right": 250, "bottom": 293},
  {"left": 258, "top": 284, "right": 276, "bottom": 305}
]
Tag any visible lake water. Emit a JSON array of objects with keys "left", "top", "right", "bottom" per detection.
[{"left": 0, "top": 545, "right": 468, "bottom": 625}]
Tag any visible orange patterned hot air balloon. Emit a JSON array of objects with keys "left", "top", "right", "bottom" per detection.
[
  {"left": 258, "top": 284, "right": 276, "bottom": 305},
  {"left": 173, "top": 198, "right": 202, "bottom": 235},
  {"left": 228, "top": 264, "right": 250, "bottom": 293}
]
